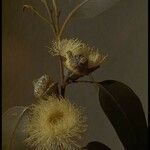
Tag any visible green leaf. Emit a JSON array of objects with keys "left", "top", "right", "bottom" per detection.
[
  {"left": 2, "top": 106, "right": 30, "bottom": 150},
  {"left": 83, "top": 141, "right": 111, "bottom": 150},
  {"left": 67, "top": 0, "right": 121, "bottom": 19},
  {"left": 98, "top": 80, "right": 148, "bottom": 150}
]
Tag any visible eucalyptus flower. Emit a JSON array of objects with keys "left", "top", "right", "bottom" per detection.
[
  {"left": 50, "top": 39, "right": 107, "bottom": 80},
  {"left": 24, "top": 96, "right": 87, "bottom": 150}
]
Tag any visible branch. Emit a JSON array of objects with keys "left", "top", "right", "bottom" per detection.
[{"left": 58, "top": 0, "right": 89, "bottom": 37}]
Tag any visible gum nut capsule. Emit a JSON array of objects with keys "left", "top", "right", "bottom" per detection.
[{"left": 33, "top": 74, "right": 58, "bottom": 98}]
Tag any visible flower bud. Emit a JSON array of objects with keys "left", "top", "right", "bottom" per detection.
[{"left": 33, "top": 74, "right": 58, "bottom": 99}]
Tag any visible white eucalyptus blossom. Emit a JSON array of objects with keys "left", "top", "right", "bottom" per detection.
[
  {"left": 50, "top": 39, "right": 107, "bottom": 76},
  {"left": 24, "top": 96, "right": 87, "bottom": 150}
]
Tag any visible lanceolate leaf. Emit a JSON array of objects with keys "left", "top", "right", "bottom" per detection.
[
  {"left": 67, "top": 0, "right": 121, "bottom": 19},
  {"left": 2, "top": 106, "right": 30, "bottom": 150},
  {"left": 83, "top": 141, "right": 111, "bottom": 150},
  {"left": 98, "top": 80, "right": 148, "bottom": 150}
]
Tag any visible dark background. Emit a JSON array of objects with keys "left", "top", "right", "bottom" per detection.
[{"left": 2, "top": 0, "right": 148, "bottom": 149}]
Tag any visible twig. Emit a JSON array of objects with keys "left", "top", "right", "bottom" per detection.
[
  {"left": 89, "top": 74, "right": 99, "bottom": 91},
  {"left": 23, "top": 5, "right": 56, "bottom": 36},
  {"left": 68, "top": 80, "right": 99, "bottom": 85},
  {"left": 52, "top": 0, "right": 60, "bottom": 34},
  {"left": 58, "top": 0, "right": 89, "bottom": 37},
  {"left": 49, "top": 8, "right": 57, "bottom": 34},
  {"left": 41, "top": 0, "right": 57, "bottom": 35}
]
